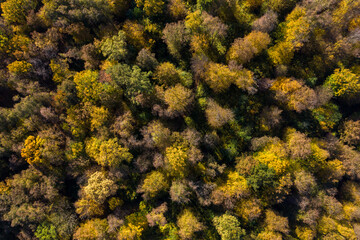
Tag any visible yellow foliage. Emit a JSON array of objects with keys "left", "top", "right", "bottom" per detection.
[
  {"left": 295, "top": 226, "right": 315, "bottom": 240},
  {"left": 268, "top": 41, "right": 294, "bottom": 65},
  {"left": 90, "top": 106, "right": 109, "bottom": 131},
  {"left": 123, "top": 20, "right": 153, "bottom": 50},
  {"left": 235, "top": 198, "right": 262, "bottom": 222},
  {"left": 337, "top": 224, "right": 357, "bottom": 239},
  {"left": 21, "top": 136, "right": 44, "bottom": 165},
  {"left": 164, "top": 84, "right": 193, "bottom": 113},
  {"left": 257, "top": 230, "right": 282, "bottom": 240},
  {"left": 73, "top": 70, "right": 102, "bottom": 104},
  {"left": 49, "top": 59, "right": 72, "bottom": 83},
  {"left": 108, "top": 197, "right": 123, "bottom": 211},
  {"left": 7, "top": 60, "right": 32, "bottom": 74},
  {"left": 118, "top": 223, "right": 143, "bottom": 240},
  {"left": 255, "top": 141, "right": 290, "bottom": 174},
  {"left": 165, "top": 144, "right": 189, "bottom": 178}
]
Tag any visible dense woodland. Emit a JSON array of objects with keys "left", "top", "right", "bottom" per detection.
[{"left": 0, "top": 0, "right": 359, "bottom": 239}]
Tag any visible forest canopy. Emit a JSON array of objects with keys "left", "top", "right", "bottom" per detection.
[{"left": 0, "top": 0, "right": 359, "bottom": 239}]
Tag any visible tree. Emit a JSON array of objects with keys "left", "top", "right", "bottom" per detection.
[
  {"left": 153, "top": 62, "right": 181, "bottom": 86},
  {"left": 167, "top": 0, "right": 188, "bottom": 20},
  {"left": 136, "top": 48, "right": 158, "bottom": 71},
  {"left": 139, "top": 171, "right": 168, "bottom": 199},
  {"left": 211, "top": 171, "right": 250, "bottom": 208},
  {"left": 325, "top": 67, "right": 360, "bottom": 100},
  {"left": 247, "top": 163, "right": 278, "bottom": 193},
  {"left": 170, "top": 180, "right": 190, "bottom": 204},
  {"left": 227, "top": 31, "right": 271, "bottom": 64},
  {"left": 285, "top": 129, "right": 312, "bottom": 159},
  {"left": 252, "top": 10, "right": 278, "bottom": 33},
  {"left": 73, "top": 70, "right": 102, "bottom": 104},
  {"left": 164, "top": 84, "right": 193, "bottom": 113},
  {"left": 146, "top": 203, "right": 168, "bottom": 227},
  {"left": 259, "top": 106, "right": 282, "bottom": 131},
  {"left": 1, "top": 0, "right": 37, "bottom": 25},
  {"left": 294, "top": 170, "right": 317, "bottom": 195},
  {"left": 271, "top": 77, "right": 318, "bottom": 112},
  {"left": 205, "top": 62, "right": 254, "bottom": 93},
  {"left": 135, "top": 0, "right": 165, "bottom": 16},
  {"left": 205, "top": 99, "right": 234, "bottom": 128},
  {"left": 21, "top": 135, "right": 45, "bottom": 165},
  {"left": 107, "top": 63, "right": 152, "bottom": 105},
  {"left": 86, "top": 138, "right": 133, "bottom": 168},
  {"left": 75, "top": 198, "right": 104, "bottom": 219},
  {"left": 312, "top": 102, "right": 342, "bottom": 131},
  {"left": 122, "top": 20, "right": 153, "bottom": 50},
  {"left": 82, "top": 171, "right": 117, "bottom": 204},
  {"left": 213, "top": 214, "right": 245, "bottom": 240},
  {"left": 35, "top": 222, "right": 58, "bottom": 240},
  {"left": 163, "top": 21, "right": 190, "bottom": 59},
  {"left": 185, "top": 10, "right": 228, "bottom": 58},
  {"left": 100, "top": 30, "right": 127, "bottom": 61},
  {"left": 73, "top": 218, "right": 109, "bottom": 240},
  {"left": 7, "top": 60, "right": 32, "bottom": 75},
  {"left": 264, "top": 210, "right": 289, "bottom": 234},
  {"left": 141, "top": 121, "right": 171, "bottom": 149},
  {"left": 341, "top": 120, "right": 360, "bottom": 146},
  {"left": 165, "top": 143, "right": 189, "bottom": 178},
  {"left": 177, "top": 209, "right": 204, "bottom": 240}
]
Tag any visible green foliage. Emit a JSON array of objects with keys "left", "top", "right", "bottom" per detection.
[
  {"left": 35, "top": 222, "right": 59, "bottom": 240},
  {"left": 100, "top": 30, "right": 127, "bottom": 61},
  {"left": 213, "top": 214, "right": 245, "bottom": 240},
  {"left": 0, "top": 1, "right": 360, "bottom": 239},
  {"left": 107, "top": 63, "right": 152, "bottom": 104},
  {"left": 312, "top": 102, "right": 342, "bottom": 131},
  {"left": 247, "top": 163, "right": 278, "bottom": 193}
]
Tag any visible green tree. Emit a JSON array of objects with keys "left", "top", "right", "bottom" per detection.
[
  {"left": 100, "top": 30, "right": 127, "bottom": 61},
  {"left": 213, "top": 214, "right": 245, "bottom": 240},
  {"left": 247, "top": 163, "right": 278, "bottom": 193},
  {"left": 107, "top": 63, "right": 152, "bottom": 105},
  {"left": 35, "top": 222, "right": 59, "bottom": 240}
]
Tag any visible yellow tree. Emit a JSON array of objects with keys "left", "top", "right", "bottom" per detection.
[
  {"left": 165, "top": 143, "right": 189, "bottom": 178},
  {"left": 139, "top": 171, "right": 169, "bottom": 199},
  {"left": 227, "top": 31, "right": 271, "bottom": 64},
  {"left": 1, "top": 0, "right": 37, "bottom": 25},
  {"left": 21, "top": 136, "right": 45, "bottom": 165},
  {"left": 177, "top": 209, "right": 204, "bottom": 240},
  {"left": 325, "top": 67, "right": 360, "bottom": 99},
  {"left": 164, "top": 84, "right": 193, "bottom": 113}
]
